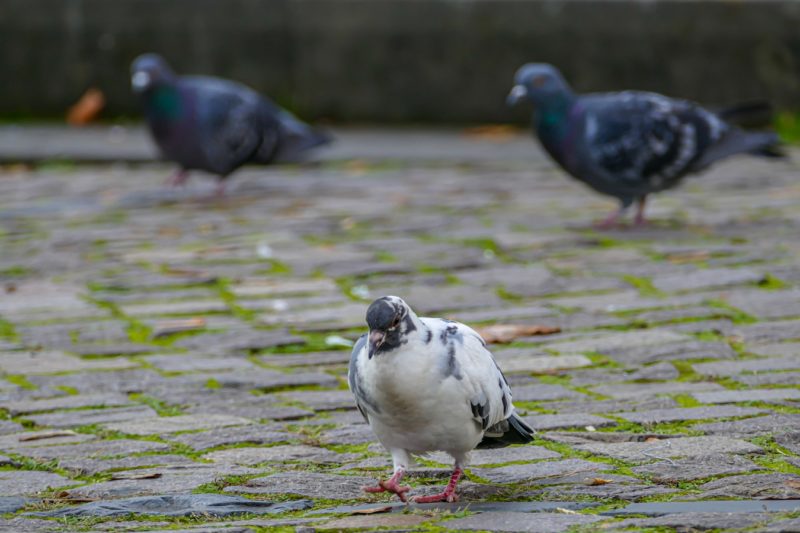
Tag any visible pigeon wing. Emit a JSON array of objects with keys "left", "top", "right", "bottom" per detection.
[
  {"left": 581, "top": 92, "right": 725, "bottom": 190},
  {"left": 198, "top": 91, "right": 263, "bottom": 175},
  {"left": 348, "top": 334, "right": 378, "bottom": 422},
  {"left": 428, "top": 319, "right": 513, "bottom": 432}
]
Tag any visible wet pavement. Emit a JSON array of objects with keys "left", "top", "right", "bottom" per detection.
[{"left": 0, "top": 125, "right": 799, "bottom": 531}]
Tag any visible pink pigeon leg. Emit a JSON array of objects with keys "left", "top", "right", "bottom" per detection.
[
  {"left": 213, "top": 179, "right": 228, "bottom": 197},
  {"left": 413, "top": 467, "right": 464, "bottom": 503},
  {"left": 594, "top": 204, "right": 626, "bottom": 230},
  {"left": 166, "top": 169, "right": 189, "bottom": 187},
  {"left": 363, "top": 468, "right": 411, "bottom": 502},
  {"left": 634, "top": 196, "right": 648, "bottom": 226}
]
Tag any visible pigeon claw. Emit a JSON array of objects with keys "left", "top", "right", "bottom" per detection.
[
  {"left": 362, "top": 481, "right": 411, "bottom": 502},
  {"left": 166, "top": 170, "right": 189, "bottom": 188},
  {"left": 362, "top": 470, "right": 411, "bottom": 502}
]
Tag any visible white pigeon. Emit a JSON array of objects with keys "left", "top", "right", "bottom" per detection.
[{"left": 348, "top": 295, "right": 534, "bottom": 503}]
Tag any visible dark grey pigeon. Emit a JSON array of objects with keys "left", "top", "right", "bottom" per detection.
[
  {"left": 507, "top": 63, "right": 784, "bottom": 227},
  {"left": 131, "top": 54, "right": 331, "bottom": 195}
]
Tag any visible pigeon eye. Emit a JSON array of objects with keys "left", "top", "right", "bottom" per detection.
[
  {"left": 532, "top": 75, "right": 547, "bottom": 88},
  {"left": 390, "top": 317, "right": 401, "bottom": 329}
]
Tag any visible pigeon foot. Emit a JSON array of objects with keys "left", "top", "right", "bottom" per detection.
[
  {"left": 363, "top": 469, "right": 410, "bottom": 502},
  {"left": 594, "top": 213, "right": 623, "bottom": 230},
  {"left": 166, "top": 169, "right": 189, "bottom": 188},
  {"left": 413, "top": 467, "right": 463, "bottom": 504},
  {"left": 213, "top": 180, "right": 227, "bottom": 198},
  {"left": 633, "top": 196, "right": 648, "bottom": 226}
]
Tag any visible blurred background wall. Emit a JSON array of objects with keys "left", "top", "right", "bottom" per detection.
[{"left": 0, "top": 0, "right": 798, "bottom": 123}]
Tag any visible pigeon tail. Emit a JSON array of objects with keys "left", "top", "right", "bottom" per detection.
[
  {"left": 715, "top": 99, "right": 774, "bottom": 129},
  {"left": 694, "top": 130, "right": 785, "bottom": 170},
  {"left": 476, "top": 413, "right": 535, "bottom": 449},
  {"left": 274, "top": 110, "right": 332, "bottom": 163}
]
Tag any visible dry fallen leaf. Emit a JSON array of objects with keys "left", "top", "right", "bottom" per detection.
[
  {"left": 587, "top": 477, "right": 613, "bottom": 486},
  {"left": 474, "top": 324, "right": 561, "bottom": 344},
  {"left": 644, "top": 437, "right": 661, "bottom": 443},
  {"left": 785, "top": 479, "right": 800, "bottom": 490},
  {"left": 18, "top": 430, "right": 77, "bottom": 442},
  {"left": 462, "top": 124, "right": 520, "bottom": 141},
  {"left": 350, "top": 506, "right": 393, "bottom": 515},
  {"left": 151, "top": 317, "right": 207, "bottom": 339},
  {"left": 67, "top": 88, "right": 105, "bottom": 125},
  {"left": 667, "top": 251, "right": 711, "bottom": 264},
  {"left": 110, "top": 472, "right": 162, "bottom": 481},
  {"left": 555, "top": 507, "right": 581, "bottom": 515},
  {"left": 48, "top": 491, "right": 98, "bottom": 503}
]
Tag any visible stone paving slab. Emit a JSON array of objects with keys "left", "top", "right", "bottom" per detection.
[
  {"left": 442, "top": 511, "right": 604, "bottom": 532},
  {"left": 103, "top": 414, "right": 253, "bottom": 435},
  {"left": 0, "top": 470, "right": 75, "bottom": 496},
  {"left": 613, "top": 405, "right": 769, "bottom": 424},
  {"left": 0, "top": 130, "right": 798, "bottom": 531},
  {"left": 574, "top": 436, "right": 764, "bottom": 464}
]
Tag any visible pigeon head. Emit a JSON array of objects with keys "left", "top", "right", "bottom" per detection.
[
  {"left": 365, "top": 296, "right": 418, "bottom": 357},
  {"left": 131, "top": 54, "right": 177, "bottom": 94},
  {"left": 507, "top": 63, "right": 573, "bottom": 108}
]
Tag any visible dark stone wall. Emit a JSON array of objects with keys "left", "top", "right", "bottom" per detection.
[{"left": 1, "top": 0, "right": 798, "bottom": 122}]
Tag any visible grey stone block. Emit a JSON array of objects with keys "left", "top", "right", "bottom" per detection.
[
  {"left": 651, "top": 267, "right": 762, "bottom": 292},
  {"left": 612, "top": 512, "right": 772, "bottom": 531},
  {"left": 443, "top": 511, "right": 603, "bottom": 532},
  {"left": 603, "top": 499, "right": 800, "bottom": 516},
  {"left": 694, "top": 357, "right": 800, "bottom": 377},
  {"left": 574, "top": 436, "right": 763, "bottom": 464},
  {"left": 632, "top": 455, "right": 762, "bottom": 482},
  {"left": 103, "top": 414, "right": 253, "bottom": 435},
  {"left": 167, "top": 424, "right": 293, "bottom": 451},
  {"left": 29, "top": 494, "right": 312, "bottom": 517},
  {"left": 428, "top": 445, "right": 560, "bottom": 466},
  {"left": 524, "top": 414, "right": 616, "bottom": 431},
  {"left": 692, "top": 388, "right": 800, "bottom": 404},
  {"left": 695, "top": 414, "right": 800, "bottom": 437},
  {"left": 203, "top": 444, "right": 356, "bottom": 465},
  {"left": 613, "top": 406, "right": 768, "bottom": 424},
  {"left": 692, "top": 473, "right": 800, "bottom": 499},
  {"left": 476, "top": 458, "right": 606, "bottom": 484},
  {"left": 224, "top": 472, "right": 375, "bottom": 500},
  {"left": 0, "top": 471, "right": 74, "bottom": 496}
]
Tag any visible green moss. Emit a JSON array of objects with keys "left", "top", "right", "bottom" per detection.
[
  {"left": 207, "top": 280, "right": 250, "bottom": 323},
  {"left": 759, "top": 273, "right": 789, "bottom": 290},
  {"left": 776, "top": 111, "right": 800, "bottom": 144},
  {"left": 621, "top": 275, "right": 664, "bottom": 298},
  {"left": 5, "top": 374, "right": 36, "bottom": 390},
  {"left": 0, "top": 265, "right": 32, "bottom": 277},
  {"left": 673, "top": 394, "right": 702, "bottom": 408},
  {"left": 129, "top": 393, "right": 184, "bottom": 416},
  {"left": 705, "top": 298, "right": 757, "bottom": 324},
  {"left": 375, "top": 250, "right": 397, "bottom": 263},
  {"left": 0, "top": 318, "right": 18, "bottom": 341}
]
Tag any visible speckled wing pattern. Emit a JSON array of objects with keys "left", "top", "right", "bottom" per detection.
[
  {"left": 423, "top": 318, "right": 513, "bottom": 434},
  {"left": 581, "top": 91, "right": 726, "bottom": 191}
]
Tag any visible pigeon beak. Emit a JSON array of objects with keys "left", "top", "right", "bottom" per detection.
[
  {"left": 368, "top": 330, "right": 386, "bottom": 357},
  {"left": 506, "top": 85, "right": 528, "bottom": 106},
  {"left": 131, "top": 71, "right": 151, "bottom": 92}
]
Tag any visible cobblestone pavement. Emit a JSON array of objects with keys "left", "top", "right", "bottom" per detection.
[{"left": 0, "top": 127, "right": 799, "bottom": 532}]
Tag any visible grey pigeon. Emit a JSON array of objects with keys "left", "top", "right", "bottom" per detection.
[
  {"left": 348, "top": 296, "right": 534, "bottom": 503},
  {"left": 131, "top": 54, "right": 330, "bottom": 195},
  {"left": 507, "top": 63, "right": 784, "bottom": 227}
]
